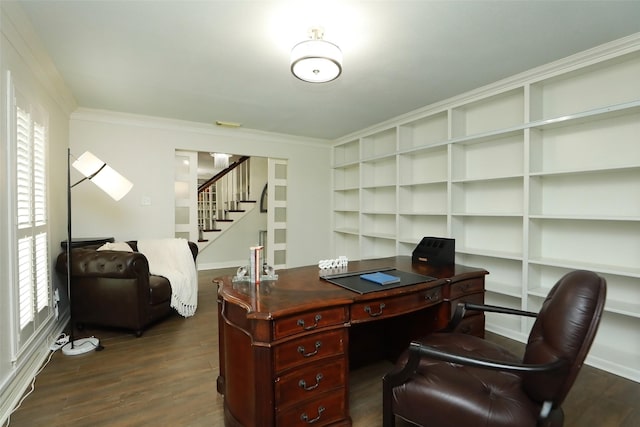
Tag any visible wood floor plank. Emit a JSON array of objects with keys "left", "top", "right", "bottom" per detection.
[{"left": 5, "top": 269, "right": 638, "bottom": 426}]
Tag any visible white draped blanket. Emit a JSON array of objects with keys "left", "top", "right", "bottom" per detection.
[{"left": 138, "top": 238, "right": 198, "bottom": 317}]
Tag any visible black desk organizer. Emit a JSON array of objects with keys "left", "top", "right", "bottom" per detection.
[{"left": 412, "top": 237, "right": 455, "bottom": 266}]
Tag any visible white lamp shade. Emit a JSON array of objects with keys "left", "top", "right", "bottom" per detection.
[
  {"left": 72, "top": 151, "right": 133, "bottom": 201},
  {"left": 291, "top": 39, "right": 343, "bottom": 83}
]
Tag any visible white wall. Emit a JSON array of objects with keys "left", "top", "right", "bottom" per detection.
[
  {"left": 69, "top": 109, "right": 332, "bottom": 268},
  {"left": 198, "top": 202, "right": 267, "bottom": 269},
  {"left": 1, "top": 2, "right": 75, "bottom": 423}
]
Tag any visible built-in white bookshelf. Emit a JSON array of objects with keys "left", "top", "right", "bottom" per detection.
[{"left": 331, "top": 35, "right": 640, "bottom": 382}]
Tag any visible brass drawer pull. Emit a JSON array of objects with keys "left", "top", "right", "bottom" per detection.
[
  {"left": 424, "top": 291, "right": 440, "bottom": 302},
  {"left": 297, "top": 314, "right": 322, "bottom": 330},
  {"left": 298, "top": 373, "right": 324, "bottom": 391},
  {"left": 298, "top": 341, "right": 322, "bottom": 358},
  {"left": 364, "top": 303, "right": 386, "bottom": 317},
  {"left": 300, "top": 406, "right": 325, "bottom": 424}
]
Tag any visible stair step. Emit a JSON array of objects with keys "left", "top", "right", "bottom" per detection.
[{"left": 196, "top": 193, "right": 258, "bottom": 250}]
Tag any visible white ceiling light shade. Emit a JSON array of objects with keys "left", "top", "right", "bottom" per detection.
[{"left": 291, "top": 27, "right": 342, "bottom": 83}]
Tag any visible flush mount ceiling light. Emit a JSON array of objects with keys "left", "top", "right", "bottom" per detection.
[
  {"left": 291, "top": 27, "right": 342, "bottom": 83},
  {"left": 215, "top": 120, "right": 242, "bottom": 128}
]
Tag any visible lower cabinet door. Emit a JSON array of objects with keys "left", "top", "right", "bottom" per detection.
[
  {"left": 275, "top": 357, "right": 346, "bottom": 405},
  {"left": 276, "top": 389, "right": 347, "bottom": 427}
]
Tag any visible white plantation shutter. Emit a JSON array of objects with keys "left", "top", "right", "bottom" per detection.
[
  {"left": 16, "top": 106, "right": 31, "bottom": 230},
  {"left": 11, "top": 78, "right": 51, "bottom": 353},
  {"left": 33, "top": 121, "right": 49, "bottom": 315},
  {"left": 33, "top": 122, "right": 47, "bottom": 226},
  {"left": 17, "top": 237, "right": 34, "bottom": 330},
  {"left": 35, "top": 232, "right": 49, "bottom": 312}
]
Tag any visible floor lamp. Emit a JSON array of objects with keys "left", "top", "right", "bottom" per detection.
[{"left": 62, "top": 149, "right": 133, "bottom": 356}]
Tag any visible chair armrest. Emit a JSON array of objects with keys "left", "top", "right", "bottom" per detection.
[
  {"left": 127, "top": 240, "right": 199, "bottom": 262},
  {"left": 410, "top": 341, "right": 566, "bottom": 373},
  {"left": 187, "top": 241, "right": 199, "bottom": 261},
  {"left": 446, "top": 302, "right": 537, "bottom": 331},
  {"left": 56, "top": 248, "right": 150, "bottom": 280},
  {"left": 383, "top": 341, "right": 568, "bottom": 391}
]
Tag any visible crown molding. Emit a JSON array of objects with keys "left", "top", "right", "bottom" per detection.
[{"left": 71, "top": 108, "right": 330, "bottom": 148}]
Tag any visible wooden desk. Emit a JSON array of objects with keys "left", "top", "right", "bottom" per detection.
[{"left": 215, "top": 256, "right": 487, "bottom": 427}]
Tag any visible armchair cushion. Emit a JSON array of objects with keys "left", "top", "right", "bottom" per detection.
[
  {"left": 391, "top": 334, "right": 539, "bottom": 427},
  {"left": 149, "top": 275, "right": 172, "bottom": 304}
]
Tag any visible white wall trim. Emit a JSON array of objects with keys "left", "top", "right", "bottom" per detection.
[
  {"left": 487, "top": 326, "right": 639, "bottom": 383},
  {"left": 197, "top": 259, "right": 247, "bottom": 271},
  {"left": 71, "top": 108, "right": 330, "bottom": 148}
]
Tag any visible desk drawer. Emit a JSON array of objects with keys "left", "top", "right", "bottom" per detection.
[
  {"left": 449, "top": 292, "right": 485, "bottom": 338},
  {"left": 274, "top": 307, "right": 348, "bottom": 340},
  {"left": 450, "top": 291, "right": 484, "bottom": 314},
  {"left": 275, "top": 357, "right": 346, "bottom": 408},
  {"left": 449, "top": 277, "right": 484, "bottom": 300},
  {"left": 276, "top": 389, "right": 347, "bottom": 427},
  {"left": 351, "top": 287, "right": 442, "bottom": 323},
  {"left": 274, "top": 329, "right": 346, "bottom": 373}
]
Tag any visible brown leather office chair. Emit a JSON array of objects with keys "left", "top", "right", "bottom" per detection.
[{"left": 383, "top": 270, "right": 606, "bottom": 427}]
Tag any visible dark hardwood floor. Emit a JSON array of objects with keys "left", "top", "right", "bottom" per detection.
[{"left": 5, "top": 269, "right": 639, "bottom": 426}]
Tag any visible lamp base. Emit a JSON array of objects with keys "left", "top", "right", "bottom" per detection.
[{"left": 62, "top": 337, "right": 100, "bottom": 356}]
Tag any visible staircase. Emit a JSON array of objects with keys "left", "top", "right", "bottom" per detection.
[{"left": 196, "top": 156, "right": 256, "bottom": 252}]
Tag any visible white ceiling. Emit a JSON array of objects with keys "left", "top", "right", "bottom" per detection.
[{"left": 14, "top": 0, "right": 640, "bottom": 140}]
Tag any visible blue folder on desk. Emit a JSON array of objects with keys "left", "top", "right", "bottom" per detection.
[{"left": 360, "top": 272, "right": 401, "bottom": 285}]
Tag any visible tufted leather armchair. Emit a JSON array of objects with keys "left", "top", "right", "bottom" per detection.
[
  {"left": 382, "top": 270, "right": 606, "bottom": 427},
  {"left": 56, "top": 240, "right": 198, "bottom": 337}
]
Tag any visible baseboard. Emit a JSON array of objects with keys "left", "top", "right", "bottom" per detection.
[
  {"left": 485, "top": 325, "right": 639, "bottom": 383},
  {"left": 484, "top": 325, "right": 528, "bottom": 344},
  {"left": 585, "top": 352, "right": 640, "bottom": 383},
  {"left": 197, "top": 259, "right": 245, "bottom": 271},
  {"left": 0, "top": 314, "right": 68, "bottom": 426}
]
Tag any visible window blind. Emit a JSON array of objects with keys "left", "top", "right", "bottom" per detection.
[{"left": 12, "top": 87, "right": 51, "bottom": 352}]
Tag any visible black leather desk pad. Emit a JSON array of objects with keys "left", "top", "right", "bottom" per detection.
[{"left": 321, "top": 268, "right": 435, "bottom": 294}]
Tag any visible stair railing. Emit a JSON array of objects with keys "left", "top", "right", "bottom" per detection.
[{"left": 197, "top": 156, "right": 250, "bottom": 233}]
